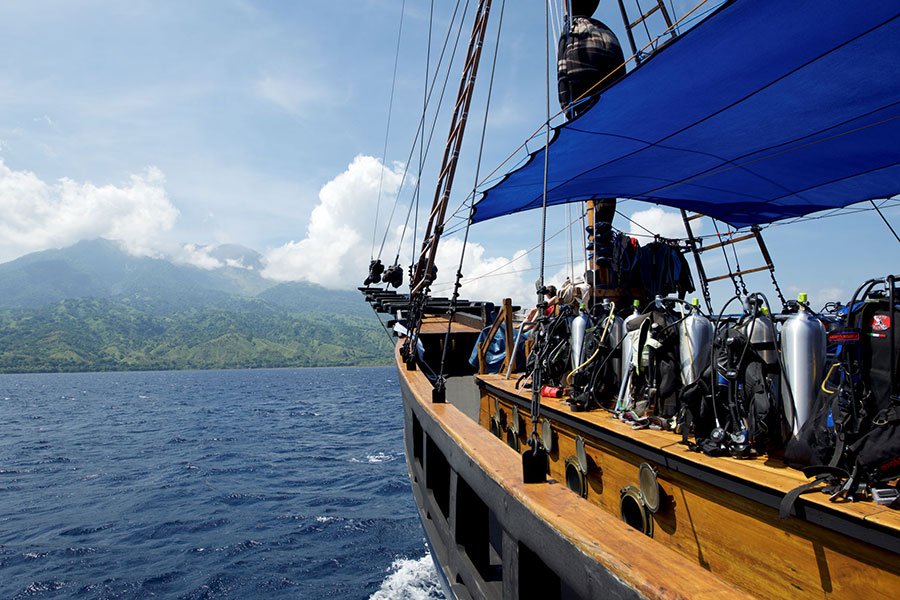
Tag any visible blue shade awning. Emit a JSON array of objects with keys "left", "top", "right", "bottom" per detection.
[{"left": 473, "top": 0, "right": 900, "bottom": 228}]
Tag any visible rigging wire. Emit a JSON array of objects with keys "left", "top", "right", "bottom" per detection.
[
  {"left": 411, "top": 0, "right": 435, "bottom": 275},
  {"left": 712, "top": 220, "right": 742, "bottom": 297},
  {"left": 469, "top": 0, "right": 714, "bottom": 195},
  {"left": 634, "top": 0, "right": 655, "bottom": 53},
  {"left": 435, "top": 0, "right": 507, "bottom": 387},
  {"left": 668, "top": 0, "right": 680, "bottom": 35},
  {"left": 371, "top": 0, "right": 407, "bottom": 260},
  {"left": 871, "top": 199, "right": 900, "bottom": 245},
  {"left": 392, "top": 0, "right": 474, "bottom": 265},
  {"left": 375, "top": 0, "right": 466, "bottom": 262},
  {"left": 433, "top": 197, "right": 900, "bottom": 298}
]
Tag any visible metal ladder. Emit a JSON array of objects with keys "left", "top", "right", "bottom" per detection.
[
  {"left": 616, "top": 0, "right": 678, "bottom": 64},
  {"left": 681, "top": 210, "right": 788, "bottom": 312}
]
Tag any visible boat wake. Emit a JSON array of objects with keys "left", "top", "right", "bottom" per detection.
[{"left": 370, "top": 554, "right": 445, "bottom": 600}]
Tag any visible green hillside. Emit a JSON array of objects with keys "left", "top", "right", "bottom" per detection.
[
  {"left": 0, "top": 296, "right": 393, "bottom": 373},
  {"left": 0, "top": 240, "right": 395, "bottom": 373}
]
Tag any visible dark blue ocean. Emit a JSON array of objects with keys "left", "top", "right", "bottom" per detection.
[{"left": 0, "top": 367, "right": 444, "bottom": 599}]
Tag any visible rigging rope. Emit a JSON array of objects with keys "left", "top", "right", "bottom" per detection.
[
  {"left": 375, "top": 0, "right": 466, "bottom": 263},
  {"left": 411, "top": 0, "right": 435, "bottom": 277},
  {"left": 468, "top": 0, "right": 714, "bottom": 196},
  {"left": 712, "top": 220, "right": 742, "bottom": 297},
  {"left": 371, "top": 0, "right": 406, "bottom": 260},
  {"left": 435, "top": 0, "right": 506, "bottom": 391},
  {"left": 872, "top": 199, "right": 900, "bottom": 245},
  {"left": 527, "top": 0, "right": 555, "bottom": 455},
  {"left": 392, "top": 0, "right": 473, "bottom": 265}
]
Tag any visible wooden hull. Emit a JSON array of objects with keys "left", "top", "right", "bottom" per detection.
[
  {"left": 397, "top": 345, "right": 754, "bottom": 599},
  {"left": 396, "top": 342, "right": 900, "bottom": 599}
]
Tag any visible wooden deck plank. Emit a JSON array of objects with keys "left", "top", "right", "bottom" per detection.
[{"left": 419, "top": 317, "right": 481, "bottom": 335}]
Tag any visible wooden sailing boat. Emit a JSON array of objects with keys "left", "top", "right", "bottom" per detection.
[{"left": 363, "top": 1, "right": 900, "bottom": 598}]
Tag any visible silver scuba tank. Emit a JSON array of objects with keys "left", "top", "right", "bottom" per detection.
[
  {"left": 780, "top": 293, "right": 826, "bottom": 436},
  {"left": 741, "top": 304, "right": 778, "bottom": 367},
  {"left": 617, "top": 300, "right": 642, "bottom": 410},
  {"left": 570, "top": 305, "right": 591, "bottom": 370},
  {"left": 679, "top": 298, "right": 713, "bottom": 385}
]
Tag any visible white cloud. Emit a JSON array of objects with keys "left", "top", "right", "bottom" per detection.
[
  {"left": 256, "top": 74, "right": 333, "bottom": 118},
  {"left": 262, "top": 155, "right": 405, "bottom": 287},
  {"left": 627, "top": 206, "right": 693, "bottom": 239},
  {"left": 175, "top": 243, "right": 224, "bottom": 270},
  {"left": 0, "top": 160, "right": 178, "bottom": 261},
  {"left": 262, "top": 155, "right": 536, "bottom": 306},
  {"left": 431, "top": 238, "right": 535, "bottom": 309}
]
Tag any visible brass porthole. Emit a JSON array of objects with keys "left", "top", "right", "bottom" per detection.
[
  {"left": 506, "top": 428, "right": 520, "bottom": 451},
  {"left": 506, "top": 406, "right": 521, "bottom": 451},
  {"left": 638, "top": 463, "right": 663, "bottom": 513},
  {"left": 490, "top": 398, "right": 504, "bottom": 439},
  {"left": 541, "top": 419, "right": 553, "bottom": 453},
  {"left": 620, "top": 485, "right": 653, "bottom": 537},
  {"left": 564, "top": 456, "right": 587, "bottom": 498}
]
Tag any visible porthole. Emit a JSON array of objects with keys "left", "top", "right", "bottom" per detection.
[
  {"left": 620, "top": 485, "right": 653, "bottom": 537},
  {"left": 638, "top": 463, "right": 663, "bottom": 513},
  {"left": 506, "top": 428, "right": 521, "bottom": 451},
  {"left": 490, "top": 417, "right": 501, "bottom": 438},
  {"left": 507, "top": 406, "right": 521, "bottom": 451},
  {"left": 541, "top": 419, "right": 553, "bottom": 453},
  {"left": 564, "top": 456, "right": 587, "bottom": 498}
]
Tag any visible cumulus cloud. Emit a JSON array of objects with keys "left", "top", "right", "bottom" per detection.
[
  {"left": 627, "top": 206, "right": 694, "bottom": 239},
  {"left": 431, "top": 238, "right": 535, "bottom": 308},
  {"left": 0, "top": 160, "right": 178, "bottom": 261},
  {"left": 262, "top": 155, "right": 405, "bottom": 287},
  {"left": 262, "top": 155, "right": 536, "bottom": 305}
]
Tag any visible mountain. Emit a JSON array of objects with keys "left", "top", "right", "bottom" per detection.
[
  {"left": 0, "top": 239, "right": 275, "bottom": 309},
  {"left": 0, "top": 240, "right": 393, "bottom": 372}
]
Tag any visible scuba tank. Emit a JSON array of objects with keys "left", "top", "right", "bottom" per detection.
[
  {"left": 740, "top": 298, "right": 778, "bottom": 368},
  {"left": 679, "top": 298, "right": 713, "bottom": 385},
  {"left": 600, "top": 299, "right": 625, "bottom": 380},
  {"left": 616, "top": 300, "right": 642, "bottom": 411},
  {"left": 570, "top": 304, "right": 591, "bottom": 370},
  {"left": 780, "top": 293, "right": 826, "bottom": 435}
]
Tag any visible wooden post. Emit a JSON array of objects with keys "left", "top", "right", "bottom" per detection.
[
  {"left": 499, "top": 298, "right": 516, "bottom": 374},
  {"left": 479, "top": 298, "right": 512, "bottom": 374}
]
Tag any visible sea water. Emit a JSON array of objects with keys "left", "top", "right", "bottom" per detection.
[{"left": 0, "top": 367, "right": 444, "bottom": 599}]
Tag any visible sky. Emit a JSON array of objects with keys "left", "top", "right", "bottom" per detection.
[{"left": 0, "top": 0, "right": 897, "bottom": 310}]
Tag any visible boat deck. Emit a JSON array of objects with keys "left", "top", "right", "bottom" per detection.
[{"left": 476, "top": 373, "right": 900, "bottom": 534}]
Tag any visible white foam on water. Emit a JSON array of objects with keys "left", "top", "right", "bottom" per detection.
[
  {"left": 350, "top": 451, "right": 399, "bottom": 464},
  {"left": 369, "top": 554, "right": 445, "bottom": 600}
]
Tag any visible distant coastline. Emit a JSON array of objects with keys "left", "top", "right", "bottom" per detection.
[{"left": 0, "top": 240, "right": 394, "bottom": 374}]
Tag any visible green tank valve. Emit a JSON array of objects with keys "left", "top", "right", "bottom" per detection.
[
  {"left": 633, "top": 299, "right": 640, "bottom": 307},
  {"left": 761, "top": 306, "right": 770, "bottom": 315},
  {"left": 798, "top": 292, "right": 808, "bottom": 303},
  {"left": 691, "top": 298, "right": 700, "bottom": 307}
]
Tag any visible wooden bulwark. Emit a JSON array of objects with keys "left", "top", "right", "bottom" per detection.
[
  {"left": 477, "top": 373, "right": 900, "bottom": 599},
  {"left": 397, "top": 344, "right": 754, "bottom": 600}
]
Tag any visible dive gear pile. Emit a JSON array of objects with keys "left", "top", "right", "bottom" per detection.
[{"left": 516, "top": 275, "right": 900, "bottom": 511}]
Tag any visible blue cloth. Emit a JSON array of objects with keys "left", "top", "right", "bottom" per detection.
[
  {"left": 474, "top": 0, "right": 900, "bottom": 228},
  {"left": 468, "top": 325, "right": 528, "bottom": 374}
]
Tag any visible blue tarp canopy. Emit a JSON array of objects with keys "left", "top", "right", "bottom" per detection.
[{"left": 473, "top": 0, "right": 900, "bottom": 228}]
